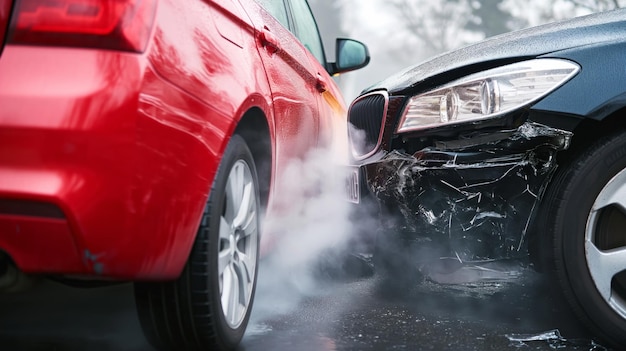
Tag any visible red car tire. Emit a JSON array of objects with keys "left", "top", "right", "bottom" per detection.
[{"left": 134, "top": 134, "right": 260, "bottom": 350}]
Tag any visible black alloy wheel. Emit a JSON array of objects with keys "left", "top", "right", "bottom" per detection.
[{"left": 539, "top": 129, "right": 626, "bottom": 348}]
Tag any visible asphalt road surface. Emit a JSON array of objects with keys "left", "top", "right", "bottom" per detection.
[{"left": 0, "top": 256, "right": 613, "bottom": 351}]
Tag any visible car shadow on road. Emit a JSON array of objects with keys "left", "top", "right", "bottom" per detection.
[
  {"left": 0, "top": 281, "right": 151, "bottom": 351},
  {"left": 372, "top": 263, "right": 606, "bottom": 350}
]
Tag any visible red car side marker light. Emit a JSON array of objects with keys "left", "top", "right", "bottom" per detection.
[{"left": 9, "top": 0, "right": 157, "bottom": 52}]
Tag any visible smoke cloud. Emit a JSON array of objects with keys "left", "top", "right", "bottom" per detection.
[{"left": 250, "top": 137, "right": 378, "bottom": 324}]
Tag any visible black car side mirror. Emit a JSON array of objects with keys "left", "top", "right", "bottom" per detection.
[{"left": 329, "top": 38, "right": 370, "bottom": 75}]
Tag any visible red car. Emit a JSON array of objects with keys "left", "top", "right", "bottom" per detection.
[{"left": 0, "top": 0, "right": 369, "bottom": 350}]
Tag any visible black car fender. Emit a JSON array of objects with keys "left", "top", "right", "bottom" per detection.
[{"left": 533, "top": 41, "right": 626, "bottom": 123}]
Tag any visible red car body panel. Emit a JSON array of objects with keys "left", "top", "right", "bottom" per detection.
[{"left": 0, "top": 0, "right": 347, "bottom": 280}]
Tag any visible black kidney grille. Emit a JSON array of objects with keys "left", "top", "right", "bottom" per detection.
[{"left": 348, "top": 92, "right": 388, "bottom": 158}]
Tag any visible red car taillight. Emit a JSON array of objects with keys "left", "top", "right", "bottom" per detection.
[{"left": 8, "top": 0, "right": 157, "bottom": 52}]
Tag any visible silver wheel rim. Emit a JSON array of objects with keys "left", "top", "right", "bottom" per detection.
[
  {"left": 219, "top": 159, "right": 258, "bottom": 328},
  {"left": 585, "top": 167, "right": 626, "bottom": 320}
]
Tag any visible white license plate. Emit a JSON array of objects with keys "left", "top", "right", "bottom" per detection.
[{"left": 345, "top": 167, "right": 360, "bottom": 204}]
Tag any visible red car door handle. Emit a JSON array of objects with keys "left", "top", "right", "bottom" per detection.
[
  {"left": 316, "top": 73, "right": 327, "bottom": 93},
  {"left": 259, "top": 27, "right": 280, "bottom": 54}
]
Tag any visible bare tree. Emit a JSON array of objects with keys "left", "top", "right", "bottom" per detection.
[
  {"left": 569, "top": 0, "right": 624, "bottom": 11},
  {"left": 502, "top": 0, "right": 626, "bottom": 28},
  {"left": 364, "top": 0, "right": 492, "bottom": 68}
]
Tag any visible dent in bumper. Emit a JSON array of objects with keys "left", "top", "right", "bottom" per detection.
[{"left": 363, "top": 122, "right": 572, "bottom": 261}]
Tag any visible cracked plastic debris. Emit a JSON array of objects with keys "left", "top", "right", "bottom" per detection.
[
  {"left": 505, "top": 329, "right": 608, "bottom": 350},
  {"left": 365, "top": 122, "right": 573, "bottom": 262},
  {"left": 422, "top": 259, "right": 523, "bottom": 285}
]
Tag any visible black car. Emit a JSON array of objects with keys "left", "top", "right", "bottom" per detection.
[{"left": 347, "top": 9, "right": 626, "bottom": 348}]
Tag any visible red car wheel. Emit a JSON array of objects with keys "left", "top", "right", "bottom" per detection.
[{"left": 134, "top": 134, "right": 260, "bottom": 350}]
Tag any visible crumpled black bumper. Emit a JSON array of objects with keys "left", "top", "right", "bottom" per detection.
[{"left": 358, "top": 122, "right": 572, "bottom": 262}]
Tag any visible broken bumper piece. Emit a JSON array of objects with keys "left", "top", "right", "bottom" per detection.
[{"left": 358, "top": 122, "right": 572, "bottom": 262}]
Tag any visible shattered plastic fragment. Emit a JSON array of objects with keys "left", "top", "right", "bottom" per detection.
[
  {"left": 507, "top": 329, "right": 563, "bottom": 343},
  {"left": 421, "top": 259, "right": 523, "bottom": 285},
  {"left": 505, "top": 329, "right": 608, "bottom": 350},
  {"left": 425, "top": 263, "right": 521, "bottom": 285}
]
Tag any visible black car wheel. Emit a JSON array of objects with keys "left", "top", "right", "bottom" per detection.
[
  {"left": 540, "top": 129, "right": 626, "bottom": 347},
  {"left": 135, "top": 134, "right": 260, "bottom": 351}
]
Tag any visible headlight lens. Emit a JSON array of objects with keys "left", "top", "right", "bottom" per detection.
[{"left": 397, "top": 58, "right": 580, "bottom": 133}]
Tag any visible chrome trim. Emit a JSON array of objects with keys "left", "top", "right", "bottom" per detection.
[{"left": 348, "top": 90, "right": 389, "bottom": 161}]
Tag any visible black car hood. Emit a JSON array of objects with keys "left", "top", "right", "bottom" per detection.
[{"left": 368, "top": 8, "right": 626, "bottom": 95}]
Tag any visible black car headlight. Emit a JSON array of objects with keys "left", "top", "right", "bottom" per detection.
[{"left": 397, "top": 58, "right": 580, "bottom": 133}]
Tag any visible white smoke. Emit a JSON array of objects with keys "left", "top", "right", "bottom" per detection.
[{"left": 250, "top": 128, "right": 377, "bottom": 323}]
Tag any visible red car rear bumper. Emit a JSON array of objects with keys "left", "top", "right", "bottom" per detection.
[{"left": 0, "top": 46, "right": 219, "bottom": 280}]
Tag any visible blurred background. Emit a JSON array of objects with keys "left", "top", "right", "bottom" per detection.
[{"left": 310, "top": 0, "right": 626, "bottom": 103}]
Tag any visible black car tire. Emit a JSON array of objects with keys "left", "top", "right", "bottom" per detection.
[
  {"left": 135, "top": 134, "right": 260, "bottom": 351},
  {"left": 540, "top": 129, "right": 626, "bottom": 348}
]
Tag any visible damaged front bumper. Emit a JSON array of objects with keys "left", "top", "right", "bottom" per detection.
[{"left": 355, "top": 122, "right": 572, "bottom": 262}]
